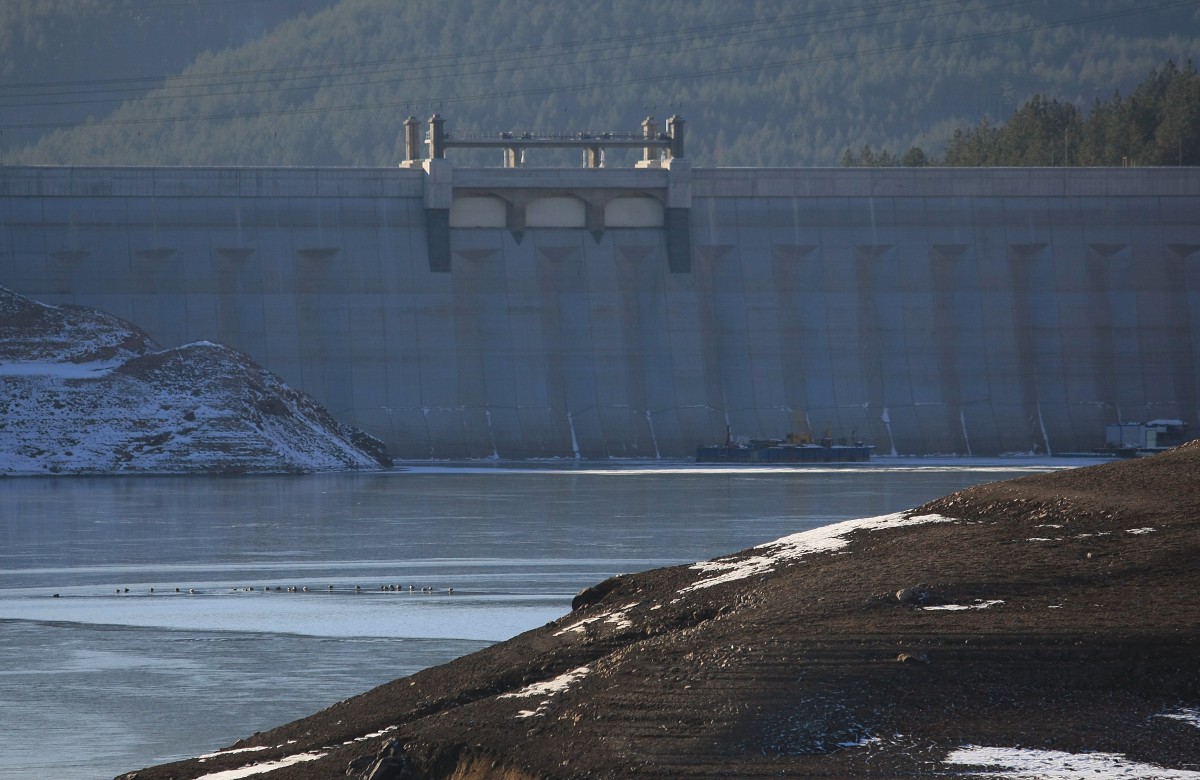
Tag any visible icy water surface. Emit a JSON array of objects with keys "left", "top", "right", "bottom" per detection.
[{"left": 0, "top": 459, "right": 1100, "bottom": 779}]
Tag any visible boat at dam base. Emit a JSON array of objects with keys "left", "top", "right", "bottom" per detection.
[{"left": 695, "top": 429, "right": 874, "bottom": 464}]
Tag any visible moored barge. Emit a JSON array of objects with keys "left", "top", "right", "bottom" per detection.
[{"left": 696, "top": 427, "right": 873, "bottom": 464}]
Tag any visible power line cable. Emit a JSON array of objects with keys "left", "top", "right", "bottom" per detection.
[
  {"left": 1, "top": 0, "right": 1193, "bottom": 132},
  {"left": 0, "top": 0, "right": 1022, "bottom": 97},
  {"left": 0, "top": 0, "right": 1022, "bottom": 110}
]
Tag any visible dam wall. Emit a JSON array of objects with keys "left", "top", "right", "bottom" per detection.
[{"left": 2, "top": 164, "right": 1198, "bottom": 458}]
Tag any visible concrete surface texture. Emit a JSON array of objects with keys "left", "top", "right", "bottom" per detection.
[{"left": 1, "top": 164, "right": 1198, "bottom": 459}]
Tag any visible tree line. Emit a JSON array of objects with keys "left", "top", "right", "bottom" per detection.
[{"left": 843, "top": 60, "right": 1200, "bottom": 167}]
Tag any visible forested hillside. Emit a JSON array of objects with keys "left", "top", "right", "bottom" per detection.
[
  {"left": 3, "top": 0, "right": 1198, "bottom": 167},
  {"left": 843, "top": 59, "right": 1200, "bottom": 166},
  {"left": 0, "top": 0, "right": 334, "bottom": 152}
]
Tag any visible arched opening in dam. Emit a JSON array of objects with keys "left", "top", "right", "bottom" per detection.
[
  {"left": 525, "top": 195, "right": 587, "bottom": 228},
  {"left": 449, "top": 196, "right": 508, "bottom": 228},
  {"left": 604, "top": 196, "right": 664, "bottom": 227}
]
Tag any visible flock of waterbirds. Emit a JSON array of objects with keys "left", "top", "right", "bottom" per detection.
[{"left": 50, "top": 583, "right": 455, "bottom": 597}]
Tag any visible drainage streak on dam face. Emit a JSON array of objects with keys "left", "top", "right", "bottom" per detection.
[{"left": 1, "top": 164, "right": 1198, "bottom": 458}]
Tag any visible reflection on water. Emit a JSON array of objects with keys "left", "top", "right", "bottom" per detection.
[{"left": 0, "top": 459, "right": 1098, "bottom": 779}]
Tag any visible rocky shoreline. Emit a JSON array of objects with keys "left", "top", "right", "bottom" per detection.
[{"left": 123, "top": 444, "right": 1199, "bottom": 779}]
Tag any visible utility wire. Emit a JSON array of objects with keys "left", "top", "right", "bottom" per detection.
[
  {"left": 0, "top": 0, "right": 1028, "bottom": 110},
  {"left": 0, "top": 0, "right": 1194, "bottom": 132},
  {"left": 0, "top": 0, "right": 969, "bottom": 96}
]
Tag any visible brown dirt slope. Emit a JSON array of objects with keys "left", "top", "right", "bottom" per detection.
[{"left": 123, "top": 444, "right": 1200, "bottom": 779}]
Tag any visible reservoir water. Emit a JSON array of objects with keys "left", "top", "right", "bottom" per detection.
[{"left": 0, "top": 459, "right": 1098, "bottom": 779}]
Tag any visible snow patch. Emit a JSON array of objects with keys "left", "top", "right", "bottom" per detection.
[
  {"left": 193, "top": 751, "right": 326, "bottom": 780},
  {"left": 197, "top": 746, "right": 269, "bottom": 760},
  {"left": 499, "top": 666, "right": 590, "bottom": 699},
  {"left": 500, "top": 665, "right": 591, "bottom": 718},
  {"left": 193, "top": 726, "right": 395, "bottom": 776},
  {"left": 922, "top": 600, "right": 1004, "bottom": 611},
  {"left": 1156, "top": 708, "right": 1200, "bottom": 728},
  {"left": 680, "top": 513, "right": 954, "bottom": 593},
  {"left": 343, "top": 725, "right": 398, "bottom": 744},
  {"left": 837, "top": 736, "right": 882, "bottom": 748},
  {"left": 0, "top": 359, "right": 123, "bottom": 377},
  {"left": 945, "top": 745, "right": 1200, "bottom": 779},
  {"left": 1126, "top": 527, "right": 1157, "bottom": 535},
  {"left": 554, "top": 602, "right": 638, "bottom": 636}
]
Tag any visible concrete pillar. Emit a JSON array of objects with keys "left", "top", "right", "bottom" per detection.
[
  {"left": 504, "top": 147, "right": 522, "bottom": 168},
  {"left": 586, "top": 199, "right": 604, "bottom": 241},
  {"left": 507, "top": 197, "right": 527, "bottom": 244},
  {"left": 667, "top": 115, "right": 685, "bottom": 159},
  {"left": 665, "top": 157, "right": 691, "bottom": 208},
  {"left": 422, "top": 156, "right": 453, "bottom": 272},
  {"left": 584, "top": 145, "right": 603, "bottom": 168},
  {"left": 665, "top": 156, "right": 692, "bottom": 272},
  {"left": 404, "top": 117, "right": 422, "bottom": 161},
  {"left": 637, "top": 116, "right": 661, "bottom": 168},
  {"left": 422, "top": 158, "right": 453, "bottom": 209},
  {"left": 424, "top": 208, "right": 451, "bottom": 272},
  {"left": 427, "top": 114, "right": 446, "bottom": 159}
]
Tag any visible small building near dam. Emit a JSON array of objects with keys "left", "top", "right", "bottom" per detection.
[{"left": 2, "top": 119, "right": 1199, "bottom": 459}]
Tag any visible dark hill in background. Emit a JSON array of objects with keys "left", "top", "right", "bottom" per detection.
[{"left": 5, "top": 0, "right": 1198, "bottom": 167}]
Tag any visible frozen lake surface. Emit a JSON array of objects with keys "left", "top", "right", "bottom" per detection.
[{"left": 0, "top": 458, "right": 1102, "bottom": 779}]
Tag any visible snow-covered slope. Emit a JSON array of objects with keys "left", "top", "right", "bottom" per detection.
[{"left": 0, "top": 286, "right": 391, "bottom": 474}]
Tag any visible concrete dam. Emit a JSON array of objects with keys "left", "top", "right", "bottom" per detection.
[{"left": 2, "top": 146, "right": 1199, "bottom": 458}]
